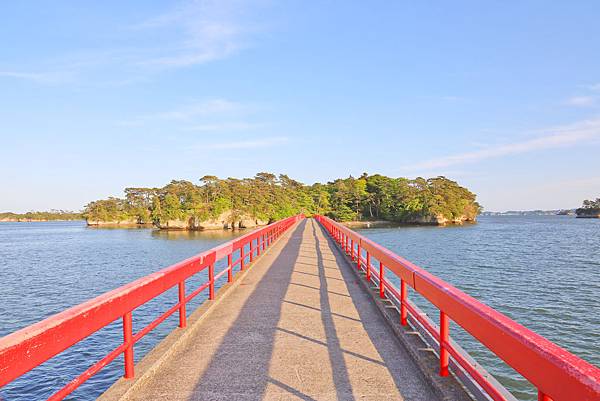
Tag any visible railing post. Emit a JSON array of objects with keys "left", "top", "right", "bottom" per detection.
[
  {"left": 366, "top": 252, "right": 371, "bottom": 282},
  {"left": 357, "top": 242, "right": 361, "bottom": 270},
  {"left": 209, "top": 263, "right": 215, "bottom": 300},
  {"left": 538, "top": 391, "right": 552, "bottom": 401},
  {"left": 178, "top": 281, "right": 186, "bottom": 328},
  {"left": 439, "top": 311, "right": 449, "bottom": 377},
  {"left": 351, "top": 239, "right": 355, "bottom": 261},
  {"left": 379, "top": 262, "right": 385, "bottom": 298},
  {"left": 227, "top": 253, "right": 233, "bottom": 282},
  {"left": 400, "top": 279, "right": 408, "bottom": 326},
  {"left": 122, "top": 312, "right": 134, "bottom": 379},
  {"left": 250, "top": 240, "right": 254, "bottom": 263},
  {"left": 257, "top": 236, "right": 261, "bottom": 256},
  {"left": 241, "top": 247, "right": 245, "bottom": 270}
]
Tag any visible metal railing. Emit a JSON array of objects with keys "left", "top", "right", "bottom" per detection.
[
  {"left": 0, "top": 215, "right": 304, "bottom": 400},
  {"left": 315, "top": 215, "right": 600, "bottom": 401}
]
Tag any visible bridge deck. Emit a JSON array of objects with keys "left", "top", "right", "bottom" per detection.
[{"left": 122, "top": 219, "right": 442, "bottom": 401}]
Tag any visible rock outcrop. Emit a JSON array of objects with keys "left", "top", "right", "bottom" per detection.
[
  {"left": 153, "top": 211, "right": 270, "bottom": 231},
  {"left": 575, "top": 208, "right": 600, "bottom": 218},
  {"left": 401, "top": 214, "right": 476, "bottom": 225},
  {"left": 86, "top": 219, "right": 147, "bottom": 227}
]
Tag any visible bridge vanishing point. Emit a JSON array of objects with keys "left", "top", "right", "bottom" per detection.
[{"left": 1, "top": 216, "right": 599, "bottom": 401}]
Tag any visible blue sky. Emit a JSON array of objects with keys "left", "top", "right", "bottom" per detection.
[{"left": 1, "top": 1, "right": 600, "bottom": 212}]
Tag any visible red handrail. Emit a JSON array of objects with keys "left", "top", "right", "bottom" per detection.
[
  {"left": 0, "top": 214, "right": 304, "bottom": 400},
  {"left": 315, "top": 215, "right": 600, "bottom": 401}
]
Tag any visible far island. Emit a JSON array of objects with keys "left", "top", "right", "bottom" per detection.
[
  {"left": 0, "top": 211, "right": 82, "bottom": 222},
  {"left": 83, "top": 173, "right": 481, "bottom": 230},
  {"left": 575, "top": 197, "right": 600, "bottom": 218}
]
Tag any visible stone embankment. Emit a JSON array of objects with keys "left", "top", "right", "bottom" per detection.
[{"left": 86, "top": 211, "right": 269, "bottom": 230}]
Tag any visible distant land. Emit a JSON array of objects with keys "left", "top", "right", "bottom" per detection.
[
  {"left": 482, "top": 196, "right": 600, "bottom": 218},
  {"left": 0, "top": 211, "right": 82, "bottom": 222},
  {"left": 481, "top": 209, "right": 576, "bottom": 216}
]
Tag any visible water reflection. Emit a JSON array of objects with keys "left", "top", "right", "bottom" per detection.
[{"left": 150, "top": 228, "right": 249, "bottom": 241}]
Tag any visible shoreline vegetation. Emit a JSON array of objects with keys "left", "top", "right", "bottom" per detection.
[
  {"left": 82, "top": 173, "right": 481, "bottom": 231},
  {"left": 0, "top": 211, "right": 82, "bottom": 222},
  {"left": 575, "top": 198, "right": 600, "bottom": 218}
]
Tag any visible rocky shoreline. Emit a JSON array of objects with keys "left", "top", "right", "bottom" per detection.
[
  {"left": 342, "top": 214, "right": 476, "bottom": 228},
  {"left": 575, "top": 208, "right": 600, "bottom": 218},
  {"left": 86, "top": 213, "right": 477, "bottom": 231},
  {"left": 86, "top": 211, "right": 269, "bottom": 231}
]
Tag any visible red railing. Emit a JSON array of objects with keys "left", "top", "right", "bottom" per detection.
[
  {"left": 315, "top": 215, "right": 600, "bottom": 401},
  {"left": 0, "top": 215, "right": 304, "bottom": 400}
]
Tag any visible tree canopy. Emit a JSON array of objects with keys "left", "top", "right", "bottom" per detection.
[
  {"left": 82, "top": 173, "right": 481, "bottom": 225},
  {"left": 0, "top": 210, "right": 82, "bottom": 221}
]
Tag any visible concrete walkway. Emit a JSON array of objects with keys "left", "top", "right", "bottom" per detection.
[{"left": 126, "top": 219, "right": 442, "bottom": 401}]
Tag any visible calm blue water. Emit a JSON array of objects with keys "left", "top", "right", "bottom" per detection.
[
  {"left": 357, "top": 215, "right": 600, "bottom": 400},
  {"left": 0, "top": 217, "right": 598, "bottom": 400},
  {"left": 0, "top": 222, "right": 244, "bottom": 401}
]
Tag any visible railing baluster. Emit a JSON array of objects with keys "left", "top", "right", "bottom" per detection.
[
  {"left": 366, "top": 252, "right": 371, "bottom": 282},
  {"left": 400, "top": 279, "right": 408, "bottom": 326},
  {"left": 440, "top": 311, "right": 449, "bottom": 377},
  {"left": 379, "top": 261, "right": 385, "bottom": 298},
  {"left": 227, "top": 254, "right": 232, "bottom": 282},
  {"left": 122, "top": 312, "right": 134, "bottom": 379},
  {"left": 178, "top": 281, "right": 186, "bottom": 328},
  {"left": 209, "top": 263, "right": 215, "bottom": 300},
  {"left": 241, "top": 246, "right": 245, "bottom": 270}
]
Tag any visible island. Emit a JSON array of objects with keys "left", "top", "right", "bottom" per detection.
[
  {"left": 0, "top": 211, "right": 82, "bottom": 222},
  {"left": 575, "top": 198, "right": 600, "bottom": 218},
  {"left": 83, "top": 173, "right": 481, "bottom": 230}
]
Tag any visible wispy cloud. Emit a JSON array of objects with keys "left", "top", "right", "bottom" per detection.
[
  {"left": 404, "top": 118, "right": 600, "bottom": 171},
  {"left": 117, "top": 98, "right": 251, "bottom": 127},
  {"left": 156, "top": 99, "right": 243, "bottom": 120},
  {"left": 1, "top": 1, "right": 264, "bottom": 85},
  {"left": 183, "top": 122, "right": 264, "bottom": 132},
  {"left": 0, "top": 70, "right": 74, "bottom": 84},
  {"left": 589, "top": 83, "right": 600, "bottom": 92},
  {"left": 201, "top": 136, "right": 289, "bottom": 150},
  {"left": 132, "top": 0, "right": 258, "bottom": 68},
  {"left": 565, "top": 96, "right": 597, "bottom": 107}
]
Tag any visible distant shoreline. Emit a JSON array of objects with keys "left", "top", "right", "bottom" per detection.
[{"left": 0, "top": 218, "right": 84, "bottom": 222}]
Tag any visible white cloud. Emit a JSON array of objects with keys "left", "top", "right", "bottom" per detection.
[
  {"left": 1, "top": 1, "right": 264, "bottom": 85},
  {"left": 404, "top": 118, "right": 600, "bottom": 171},
  {"left": 0, "top": 70, "right": 73, "bottom": 84},
  {"left": 183, "top": 122, "right": 263, "bottom": 132},
  {"left": 566, "top": 96, "right": 597, "bottom": 107},
  {"left": 589, "top": 83, "right": 600, "bottom": 92},
  {"left": 201, "top": 136, "right": 288, "bottom": 150},
  {"left": 134, "top": 1, "right": 255, "bottom": 68},
  {"left": 118, "top": 99, "right": 248, "bottom": 126},
  {"left": 156, "top": 99, "right": 243, "bottom": 120}
]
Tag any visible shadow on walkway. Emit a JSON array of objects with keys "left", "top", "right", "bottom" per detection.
[{"left": 127, "top": 219, "right": 441, "bottom": 401}]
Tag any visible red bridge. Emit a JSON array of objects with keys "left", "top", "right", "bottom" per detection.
[{"left": 1, "top": 216, "right": 599, "bottom": 400}]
